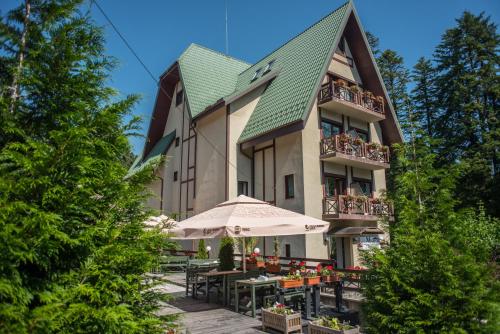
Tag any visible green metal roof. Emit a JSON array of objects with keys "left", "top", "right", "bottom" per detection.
[
  {"left": 126, "top": 130, "right": 176, "bottom": 178},
  {"left": 237, "top": 1, "right": 350, "bottom": 142},
  {"left": 178, "top": 44, "right": 251, "bottom": 118}
]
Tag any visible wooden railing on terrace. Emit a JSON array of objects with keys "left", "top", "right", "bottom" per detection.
[
  {"left": 320, "top": 134, "right": 390, "bottom": 163},
  {"left": 323, "top": 195, "right": 393, "bottom": 216},
  {"left": 318, "top": 81, "right": 385, "bottom": 115}
]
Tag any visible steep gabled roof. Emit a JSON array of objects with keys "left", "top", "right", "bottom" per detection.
[
  {"left": 237, "top": 1, "right": 351, "bottom": 142},
  {"left": 178, "top": 44, "right": 250, "bottom": 118}
]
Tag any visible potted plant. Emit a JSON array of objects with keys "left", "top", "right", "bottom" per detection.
[
  {"left": 335, "top": 78, "right": 348, "bottom": 87},
  {"left": 262, "top": 303, "right": 302, "bottom": 334},
  {"left": 349, "top": 85, "right": 362, "bottom": 95},
  {"left": 366, "top": 142, "right": 381, "bottom": 151},
  {"left": 308, "top": 317, "right": 359, "bottom": 334},
  {"left": 317, "top": 264, "right": 336, "bottom": 283},
  {"left": 353, "top": 137, "right": 364, "bottom": 146},
  {"left": 266, "top": 256, "right": 281, "bottom": 273},
  {"left": 304, "top": 269, "right": 320, "bottom": 286},
  {"left": 246, "top": 252, "right": 265, "bottom": 270},
  {"left": 279, "top": 272, "right": 304, "bottom": 289}
]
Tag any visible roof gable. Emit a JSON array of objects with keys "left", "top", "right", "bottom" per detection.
[
  {"left": 178, "top": 44, "right": 250, "bottom": 118},
  {"left": 237, "top": 1, "right": 351, "bottom": 142}
]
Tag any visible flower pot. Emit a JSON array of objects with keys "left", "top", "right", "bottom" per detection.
[
  {"left": 322, "top": 275, "right": 336, "bottom": 283},
  {"left": 262, "top": 308, "right": 302, "bottom": 334},
  {"left": 304, "top": 276, "right": 321, "bottom": 285},
  {"left": 266, "top": 263, "right": 281, "bottom": 273},
  {"left": 279, "top": 278, "right": 304, "bottom": 289},
  {"left": 308, "top": 321, "right": 360, "bottom": 334}
]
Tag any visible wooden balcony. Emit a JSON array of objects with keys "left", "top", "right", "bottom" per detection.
[
  {"left": 320, "top": 134, "right": 390, "bottom": 170},
  {"left": 318, "top": 81, "right": 385, "bottom": 122},
  {"left": 322, "top": 195, "right": 393, "bottom": 222}
]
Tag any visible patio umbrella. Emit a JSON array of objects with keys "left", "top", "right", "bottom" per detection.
[{"left": 168, "top": 195, "right": 330, "bottom": 272}]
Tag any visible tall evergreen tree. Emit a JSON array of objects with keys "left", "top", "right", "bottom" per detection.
[
  {"left": 411, "top": 57, "right": 437, "bottom": 137},
  {"left": 0, "top": 1, "right": 175, "bottom": 332},
  {"left": 433, "top": 11, "right": 499, "bottom": 216},
  {"left": 377, "top": 50, "right": 410, "bottom": 124},
  {"left": 362, "top": 136, "right": 500, "bottom": 333},
  {"left": 365, "top": 31, "right": 380, "bottom": 58}
]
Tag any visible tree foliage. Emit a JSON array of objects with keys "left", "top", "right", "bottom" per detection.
[
  {"left": 196, "top": 239, "right": 208, "bottom": 259},
  {"left": 0, "top": 1, "right": 175, "bottom": 332},
  {"left": 218, "top": 237, "right": 235, "bottom": 271}
]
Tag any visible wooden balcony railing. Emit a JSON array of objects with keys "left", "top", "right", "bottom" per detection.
[
  {"left": 318, "top": 81, "right": 385, "bottom": 115},
  {"left": 320, "top": 134, "right": 390, "bottom": 164},
  {"left": 323, "top": 195, "right": 393, "bottom": 216}
]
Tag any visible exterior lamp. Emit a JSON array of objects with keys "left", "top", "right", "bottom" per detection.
[
  {"left": 206, "top": 245, "right": 212, "bottom": 258},
  {"left": 254, "top": 247, "right": 260, "bottom": 254}
]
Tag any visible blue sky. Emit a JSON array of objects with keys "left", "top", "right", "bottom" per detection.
[{"left": 1, "top": 0, "right": 499, "bottom": 155}]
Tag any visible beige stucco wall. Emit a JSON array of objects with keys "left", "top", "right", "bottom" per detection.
[
  {"left": 228, "top": 85, "right": 266, "bottom": 199},
  {"left": 329, "top": 41, "right": 363, "bottom": 84},
  {"left": 302, "top": 100, "right": 329, "bottom": 259},
  {"left": 194, "top": 107, "right": 227, "bottom": 214}
]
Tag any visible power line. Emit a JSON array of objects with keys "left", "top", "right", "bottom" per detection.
[{"left": 91, "top": 0, "right": 263, "bottom": 190}]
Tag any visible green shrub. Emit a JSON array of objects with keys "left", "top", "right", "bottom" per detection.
[
  {"left": 218, "top": 237, "right": 235, "bottom": 271},
  {"left": 196, "top": 239, "right": 208, "bottom": 259}
]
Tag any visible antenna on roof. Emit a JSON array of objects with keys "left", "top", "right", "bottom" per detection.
[{"left": 225, "top": 0, "right": 229, "bottom": 54}]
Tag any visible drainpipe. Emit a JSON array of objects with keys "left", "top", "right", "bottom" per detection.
[{"left": 158, "top": 175, "right": 164, "bottom": 212}]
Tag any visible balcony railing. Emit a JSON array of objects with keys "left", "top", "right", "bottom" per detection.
[
  {"left": 320, "top": 134, "right": 390, "bottom": 164},
  {"left": 323, "top": 195, "right": 393, "bottom": 217},
  {"left": 318, "top": 81, "right": 385, "bottom": 115}
]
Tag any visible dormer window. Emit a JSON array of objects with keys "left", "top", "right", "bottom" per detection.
[
  {"left": 251, "top": 68, "right": 262, "bottom": 81},
  {"left": 263, "top": 59, "right": 275, "bottom": 74}
]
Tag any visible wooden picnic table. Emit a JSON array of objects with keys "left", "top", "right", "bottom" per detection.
[
  {"left": 276, "top": 283, "right": 323, "bottom": 319},
  {"left": 235, "top": 276, "right": 282, "bottom": 318},
  {"left": 197, "top": 270, "right": 242, "bottom": 304}
]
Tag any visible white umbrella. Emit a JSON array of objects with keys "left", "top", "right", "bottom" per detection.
[{"left": 168, "top": 195, "right": 330, "bottom": 272}]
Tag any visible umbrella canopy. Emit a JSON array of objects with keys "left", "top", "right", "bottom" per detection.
[
  {"left": 169, "top": 195, "right": 330, "bottom": 239},
  {"left": 143, "top": 215, "right": 177, "bottom": 230}
]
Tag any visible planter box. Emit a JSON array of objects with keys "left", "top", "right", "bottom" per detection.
[
  {"left": 322, "top": 275, "right": 341, "bottom": 283},
  {"left": 304, "top": 276, "right": 321, "bottom": 285},
  {"left": 266, "top": 263, "right": 281, "bottom": 273},
  {"left": 246, "top": 261, "right": 265, "bottom": 271},
  {"left": 262, "top": 308, "right": 302, "bottom": 333},
  {"left": 308, "top": 322, "right": 359, "bottom": 334},
  {"left": 279, "top": 278, "right": 304, "bottom": 289}
]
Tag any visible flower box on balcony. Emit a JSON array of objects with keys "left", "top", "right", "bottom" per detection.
[
  {"left": 262, "top": 307, "right": 302, "bottom": 334},
  {"left": 308, "top": 318, "right": 359, "bottom": 334}
]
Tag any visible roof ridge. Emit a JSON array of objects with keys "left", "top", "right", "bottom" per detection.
[
  {"left": 237, "top": 1, "right": 351, "bottom": 76},
  {"left": 181, "top": 43, "right": 252, "bottom": 66}
]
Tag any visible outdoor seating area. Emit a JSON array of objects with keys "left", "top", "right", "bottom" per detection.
[{"left": 158, "top": 253, "right": 365, "bottom": 333}]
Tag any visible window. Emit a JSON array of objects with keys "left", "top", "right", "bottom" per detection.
[
  {"left": 351, "top": 178, "right": 372, "bottom": 197},
  {"left": 175, "top": 90, "right": 183, "bottom": 106},
  {"left": 237, "top": 181, "right": 248, "bottom": 196},
  {"left": 321, "top": 120, "right": 342, "bottom": 138},
  {"left": 263, "top": 59, "right": 275, "bottom": 74},
  {"left": 285, "top": 244, "right": 291, "bottom": 257},
  {"left": 285, "top": 174, "right": 295, "bottom": 199},
  {"left": 175, "top": 137, "right": 180, "bottom": 147},
  {"left": 251, "top": 68, "right": 262, "bottom": 81},
  {"left": 324, "top": 175, "right": 347, "bottom": 197},
  {"left": 173, "top": 171, "right": 178, "bottom": 182},
  {"left": 348, "top": 128, "right": 369, "bottom": 142}
]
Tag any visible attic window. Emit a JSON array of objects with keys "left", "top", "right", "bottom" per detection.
[
  {"left": 338, "top": 37, "right": 346, "bottom": 55},
  {"left": 262, "top": 60, "right": 275, "bottom": 74},
  {"left": 176, "top": 90, "right": 183, "bottom": 106},
  {"left": 251, "top": 68, "right": 262, "bottom": 81}
]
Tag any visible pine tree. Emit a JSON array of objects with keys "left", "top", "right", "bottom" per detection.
[
  {"left": 0, "top": 1, "right": 175, "bottom": 332},
  {"left": 377, "top": 50, "right": 410, "bottom": 124},
  {"left": 196, "top": 239, "right": 208, "bottom": 259},
  {"left": 411, "top": 57, "right": 437, "bottom": 137},
  {"left": 365, "top": 31, "right": 380, "bottom": 58},
  {"left": 218, "top": 237, "right": 235, "bottom": 271},
  {"left": 433, "top": 11, "right": 499, "bottom": 216},
  {"left": 362, "top": 136, "right": 500, "bottom": 333}
]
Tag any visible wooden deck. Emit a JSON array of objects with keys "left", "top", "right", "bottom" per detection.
[{"left": 169, "top": 294, "right": 268, "bottom": 334}]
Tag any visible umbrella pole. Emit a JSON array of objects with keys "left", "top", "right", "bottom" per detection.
[{"left": 242, "top": 237, "right": 246, "bottom": 273}]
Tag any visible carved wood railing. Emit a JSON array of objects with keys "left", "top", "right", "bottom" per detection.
[
  {"left": 320, "top": 134, "right": 390, "bottom": 164},
  {"left": 319, "top": 81, "right": 385, "bottom": 115},
  {"left": 323, "top": 195, "right": 393, "bottom": 216}
]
